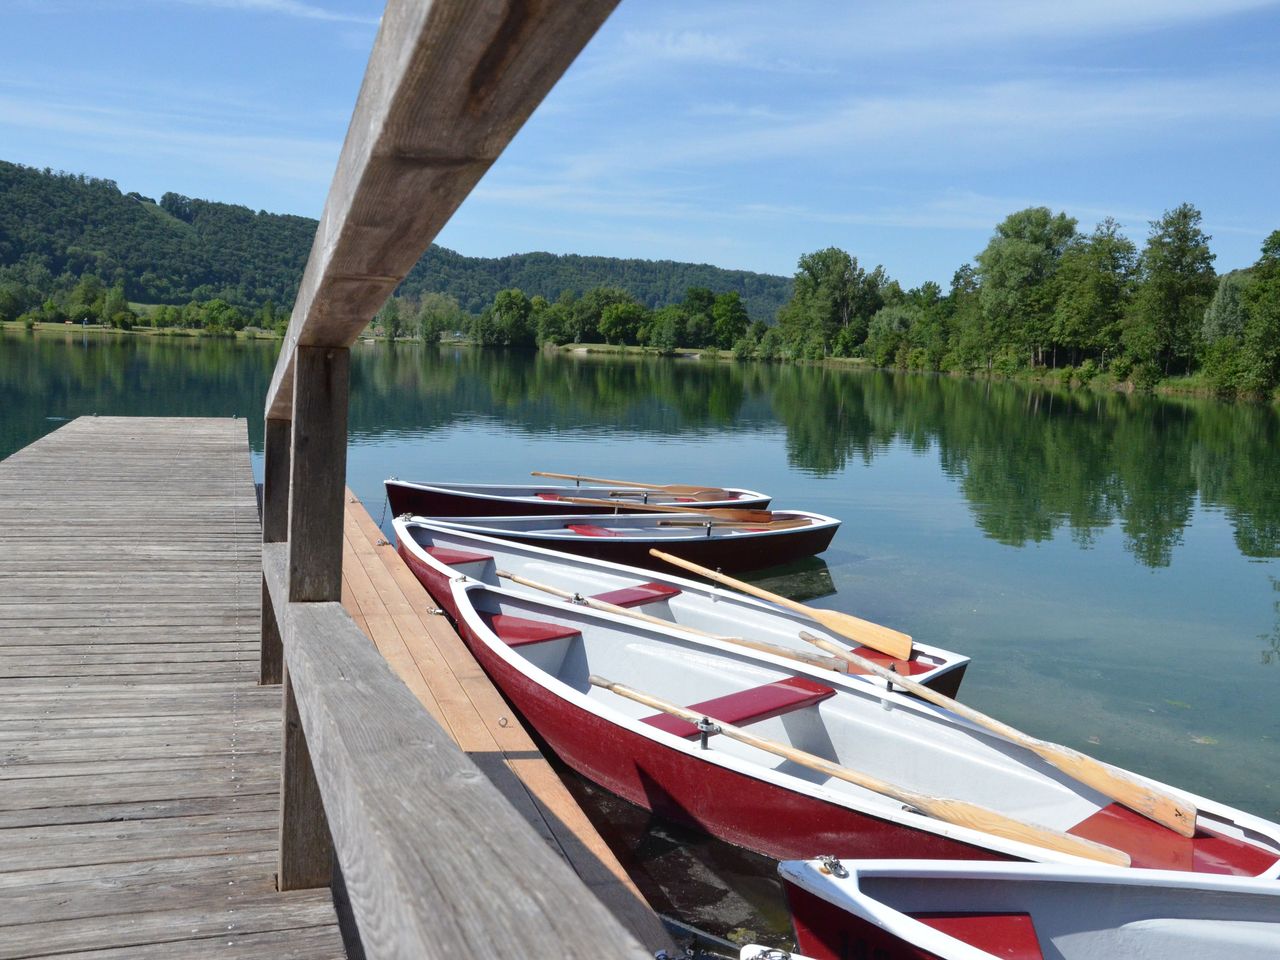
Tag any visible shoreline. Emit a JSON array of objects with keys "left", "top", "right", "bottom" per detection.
[{"left": 6, "top": 321, "right": 1273, "bottom": 404}]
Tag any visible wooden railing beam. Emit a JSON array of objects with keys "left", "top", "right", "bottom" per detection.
[
  {"left": 279, "top": 664, "right": 335, "bottom": 890},
  {"left": 264, "top": 0, "right": 620, "bottom": 420},
  {"left": 262, "top": 544, "right": 648, "bottom": 958},
  {"left": 260, "top": 416, "right": 291, "bottom": 684},
  {"left": 287, "top": 346, "right": 350, "bottom": 603}
]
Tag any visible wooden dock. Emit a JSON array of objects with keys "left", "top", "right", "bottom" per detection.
[
  {"left": 0, "top": 416, "right": 670, "bottom": 956},
  {"left": 0, "top": 417, "right": 345, "bottom": 958}
]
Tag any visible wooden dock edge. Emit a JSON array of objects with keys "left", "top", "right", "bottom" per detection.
[{"left": 339, "top": 491, "right": 674, "bottom": 953}]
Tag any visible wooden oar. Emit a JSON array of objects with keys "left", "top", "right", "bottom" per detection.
[
  {"left": 494, "top": 569, "right": 848, "bottom": 673},
  {"left": 590, "top": 675, "right": 1130, "bottom": 867},
  {"left": 655, "top": 518, "right": 814, "bottom": 531},
  {"left": 562, "top": 496, "right": 776, "bottom": 523},
  {"left": 798, "top": 631, "right": 1198, "bottom": 837},
  {"left": 533, "top": 471, "right": 730, "bottom": 498},
  {"left": 650, "top": 549, "right": 912, "bottom": 661}
]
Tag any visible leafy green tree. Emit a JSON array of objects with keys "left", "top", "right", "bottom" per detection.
[
  {"left": 569, "top": 287, "right": 632, "bottom": 343},
  {"left": 644, "top": 305, "right": 685, "bottom": 354},
  {"left": 1052, "top": 218, "right": 1136, "bottom": 366},
  {"left": 1123, "top": 203, "right": 1216, "bottom": 375},
  {"left": 417, "top": 292, "right": 464, "bottom": 342},
  {"left": 1203, "top": 272, "right": 1250, "bottom": 344},
  {"left": 376, "top": 297, "right": 405, "bottom": 340},
  {"left": 976, "top": 207, "right": 1078, "bottom": 367},
  {"left": 1236, "top": 231, "right": 1280, "bottom": 396},
  {"left": 865, "top": 304, "right": 918, "bottom": 367},
  {"left": 490, "top": 288, "right": 535, "bottom": 347},
  {"left": 945, "top": 264, "right": 990, "bottom": 372},
  {"left": 711, "top": 291, "right": 749, "bottom": 349},
  {"left": 598, "top": 301, "right": 648, "bottom": 345},
  {"left": 777, "top": 247, "right": 885, "bottom": 356}
]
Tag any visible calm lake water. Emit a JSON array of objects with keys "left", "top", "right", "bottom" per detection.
[{"left": 5, "top": 328, "right": 1279, "bottom": 943}]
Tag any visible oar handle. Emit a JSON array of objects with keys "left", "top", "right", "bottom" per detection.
[
  {"left": 590, "top": 675, "right": 1130, "bottom": 867},
  {"left": 798, "top": 631, "right": 1198, "bottom": 838},
  {"left": 650, "top": 548, "right": 806, "bottom": 608},
  {"left": 534, "top": 471, "right": 660, "bottom": 489},
  {"left": 650, "top": 549, "right": 912, "bottom": 660},
  {"left": 565, "top": 498, "right": 774, "bottom": 522},
  {"left": 495, "top": 570, "right": 847, "bottom": 674}
]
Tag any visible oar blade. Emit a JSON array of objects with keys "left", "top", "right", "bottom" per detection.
[
  {"left": 1040, "top": 750, "right": 1198, "bottom": 838},
  {"left": 810, "top": 609, "right": 913, "bottom": 661}
]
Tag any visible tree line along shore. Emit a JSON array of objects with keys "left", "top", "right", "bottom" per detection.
[{"left": 4, "top": 197, "right": 1277, "bottom": 401}]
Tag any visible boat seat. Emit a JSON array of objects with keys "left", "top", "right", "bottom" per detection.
[
  {"left": 565, "top": 524, "right": 619, "bottom": 537},
  {"left": 641, "top": 676, "right": 835, "bottom": 739},
  {"left": 485, "top": 614, "right": 581, "bottom": 648},
  {"left": 912, "top": 913, "right": 1043, "bottom": 960},
  {"left": 848, "top": 646, "right": 934, "bottom": 678},
  {"left": 534, "top": 492, "right": 563, "bottom": 501},
  {"left": 591, "top": 582, "right": 682, "bottom": 608},
  {"left": 1068, "top": 803, "right": 1280, "bottom": 875},
  {"left": 425, "top": 546, "right": 494, "bottom": 567}
]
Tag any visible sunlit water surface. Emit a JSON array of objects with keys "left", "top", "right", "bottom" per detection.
[{"left": 6, "top": 330, "right": 1279, "bottom": 946}]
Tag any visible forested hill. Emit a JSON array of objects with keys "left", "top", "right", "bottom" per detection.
[
  {"left": 401, "top": 247, "right": 791, "bottom": 318},
  {"left": 0, "top": 161, "right": 791, "bottom": 319}
]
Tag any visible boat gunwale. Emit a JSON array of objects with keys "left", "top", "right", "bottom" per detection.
[{"left": 779, "top": 857, "right": 1280, "bottom": 960}]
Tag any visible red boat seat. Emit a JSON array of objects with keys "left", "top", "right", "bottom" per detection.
[
  {"left": 641, "top": 676, "right": 835, "bottom": 739},
  {"left": 425, "top": 546, "right": 494, "bottom": 567},
  {"left": 913, "top": 913, "right": 1044, "bottom": 959},
  {"left": 485, "top": 614, "right": 580, "bottom": 648},
  {"left": 591, "top": 582, "right": 682, "bottom": 608},
  {"left": 565, "top": 524, "right": 619, "bottom": 537},
  {"left": 535, "top": 492, "right": 563, "bottom": 500},
  {"left": 1068, "top": 803, "right": 1280, "bottom": 875},
  {"left": 848, "top": 645, "right": 935, "bottom": 678}
]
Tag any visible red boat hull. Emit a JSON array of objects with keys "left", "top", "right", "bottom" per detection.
[
  {"left": 452, "top": 611, "right": 1005, "bottom": 865},
  {"left": 784, "top": 882, "right": 1020, "bottom": 960},
  {"left": 445, "top": 522, "right": 838, "bottom": 573},
  {"left": 386, "top": 480, "right": 771, "bottom": 517}
]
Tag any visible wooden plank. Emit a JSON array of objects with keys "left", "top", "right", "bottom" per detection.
[
  {"left": 341, "top": 497, "right": 675, "bottom": 952},
  {"left": 265, "top": 0, "right": 621, "bottom": 418}
]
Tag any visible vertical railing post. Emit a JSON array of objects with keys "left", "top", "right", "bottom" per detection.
[
  {"left": 277, "top": 344, "right": 349, "bottom": 890},
  {"left": 260, "top": 417, "right": 291, "bottom": 685}
]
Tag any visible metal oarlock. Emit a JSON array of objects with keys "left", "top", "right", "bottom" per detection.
[{"left": 696, "top": 716, "right": 719, "bottom": 750}]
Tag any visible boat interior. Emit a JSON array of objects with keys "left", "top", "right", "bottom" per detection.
[
  {"left": 853, "top": 871, "right": 1280, "bottom": 960},
  {"left": 457, "top": 583, "right": 1280, "bottom": 874}
]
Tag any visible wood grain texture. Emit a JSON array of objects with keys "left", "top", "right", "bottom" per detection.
[
  {"left": 340, "top": 495, "right": 674, "bottom": 952},
  {"left": 264, "top": 542, "right": 652, "bottom": 958},
  {"left": 265, "top": 0, "right": 621, "bottom": 418},
  {"left": 0, "top": 418, "right": 343, "bottom": 958}
]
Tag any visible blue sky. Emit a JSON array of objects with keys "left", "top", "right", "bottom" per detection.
[{"left": 4, "top": 0, "right": 1279, "bottom": 287}]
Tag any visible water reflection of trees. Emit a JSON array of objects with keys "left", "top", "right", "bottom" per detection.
[
  {"left": 767, "top": 368, "right": 1280, "bottom": 566},
  {"left": 6, "top": 334, "right": 1279, "bottom": 568}
]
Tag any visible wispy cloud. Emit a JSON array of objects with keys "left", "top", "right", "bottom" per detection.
[
  {"left": 172, "top": 0, "right": 379, "bottom": 25},
  {"left": 0, "top": 93, "right": 340, "bottom": 186}
]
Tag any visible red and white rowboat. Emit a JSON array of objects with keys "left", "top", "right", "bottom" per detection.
[
  {"left": 418, "top": 510, "right": 840, "bottom": 573},
  {"left": 385, "top": 478, "right": 771, "bottom": 517},
  {"left": 446, "top": 579, "right": 1280, "bottom": 875},
  {"left": 394, "top": 515, "right": 969, "bottom": 695},
  {"left": 779, "top": 857, "right": 1280, "bottom": 960}
]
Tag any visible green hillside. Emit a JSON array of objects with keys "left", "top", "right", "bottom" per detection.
[{"left": 0, "top": 160, "right": 791, "bottom": 320}]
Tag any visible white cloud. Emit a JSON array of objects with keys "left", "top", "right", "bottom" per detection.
[{"left": 171, "top": 0, "right": 379, "bottom": 25}]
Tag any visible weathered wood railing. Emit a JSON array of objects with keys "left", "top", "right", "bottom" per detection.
[{"left": 259, "top": 2, "right": 649, "bottom": 956}]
